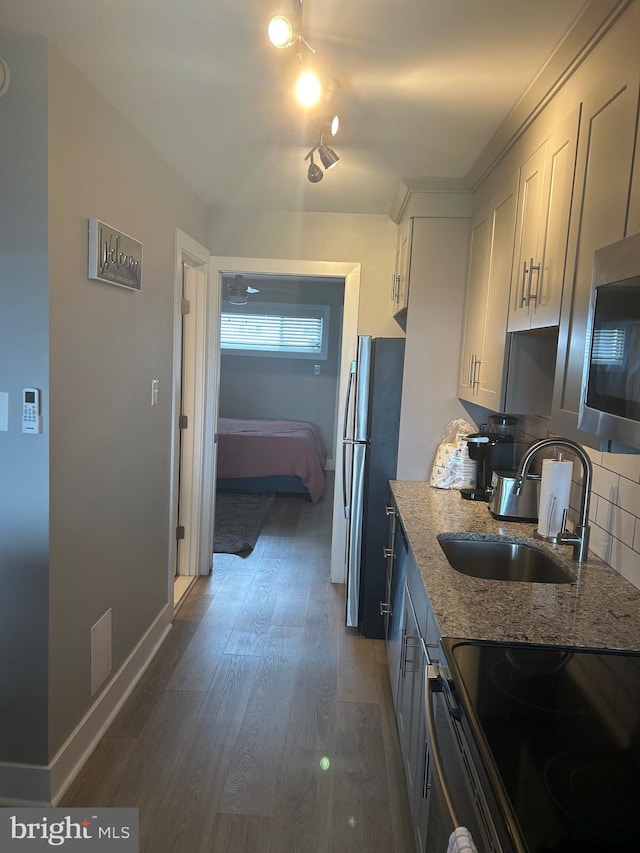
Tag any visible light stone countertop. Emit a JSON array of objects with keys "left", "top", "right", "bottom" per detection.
[{"left": 390, "top": 480, "right": 640, "bottom": 652}]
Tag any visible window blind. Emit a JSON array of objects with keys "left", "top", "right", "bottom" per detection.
[
  {"left": 221, "top": 310, "right": 324, "bottom": 355},
  {"left": 592, "top": 328, "right": 626, "bottom": 365}
]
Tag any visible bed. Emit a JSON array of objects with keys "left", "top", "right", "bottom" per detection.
[{"left": 216, "top": 417, "right": 327, "bottom": 503}]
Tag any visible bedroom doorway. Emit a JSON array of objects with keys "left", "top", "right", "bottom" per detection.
[{"left": 208, "top": 256, "right": 361, "bottom": 584}]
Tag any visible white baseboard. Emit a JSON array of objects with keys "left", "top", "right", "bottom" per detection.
[{"left": 0, "top": 603, "right": 173, "bottom": 807}]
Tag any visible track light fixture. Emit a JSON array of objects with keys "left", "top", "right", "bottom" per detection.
[
  {"left": 318, "top": 136, "right": 339, "bottom": 170},
  {"left": 305, "top": 148, "right": 324, "bottom": 183},
  {"left": 268, "top": 3, "right": 342, "bottom": 184},
  {"left": 305, "top": 132, "right": 339, "bottom": 183},
  {"left": 312, "top": 113, "right": 339, "bottom": 138},
  {"left": 268, "top": 15, "right": 295, "bottom": 49},
  {"left": 268, "top": 2, "right": 315, "bottom": 53},
  {"left": 295, "top": 69, "right": 322, "bottom": 108}
]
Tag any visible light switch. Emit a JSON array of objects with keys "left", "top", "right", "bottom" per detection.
[
  {"left": 0, "top": 392, "right": 8, "bottom": 431},
  {"left": 151, "top": 379, "right": 159, "bottom": 407}
]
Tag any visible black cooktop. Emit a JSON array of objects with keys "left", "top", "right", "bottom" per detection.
[{"left": 443, "top": 640, "right": 640, "bottom": 853}]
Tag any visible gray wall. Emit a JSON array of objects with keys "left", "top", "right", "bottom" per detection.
[
  {"left": 219, "top": 276, "right": 344, "bottom": 457},
  {"left": 210, "top": 209, "right": 401, "bottom": 337},
  {"left": 0, "top": 37, "right": 210, "bottom": 765},
  {"left": 0, "top": 36, "right": 50, "bottom": 765}
]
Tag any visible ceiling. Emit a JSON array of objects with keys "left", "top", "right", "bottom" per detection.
[{"left": 1, "top": 0, "right": 594, "bottom": 216}]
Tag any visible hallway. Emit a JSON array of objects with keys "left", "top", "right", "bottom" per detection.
[{"left": 61, "top": 484, "right": 414, "bottom": 852}]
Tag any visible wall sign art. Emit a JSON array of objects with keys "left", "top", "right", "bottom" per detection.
[
  {"left": 88, "top": 219, "right": 142, "bottom": 291},
  {"left": 0, "top": 58, "right": 9, "bottom": 99}
]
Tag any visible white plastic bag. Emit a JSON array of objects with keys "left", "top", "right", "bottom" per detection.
[{"left": 430, "top": 418, "right": 477, "bottom": 489}]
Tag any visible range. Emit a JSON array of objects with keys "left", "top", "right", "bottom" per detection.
[{"left": 443, "top": 639, "right": 640, "bottom": 852}]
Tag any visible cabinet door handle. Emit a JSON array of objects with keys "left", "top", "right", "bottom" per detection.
[
  {"left": 527, "top": 257, "right": 540, "bottom": 303},
  {"left": 392, "top": 273, "right": 401, "bottom": 301},
  {"left": 472, "top": 357, "right": 481, "bottom": 393},
  {"left": 520, "top": 259, "right": 529, "bottom": 307},
  {"left": 467, "top": 353, "right": 474, "bottom": 387}
]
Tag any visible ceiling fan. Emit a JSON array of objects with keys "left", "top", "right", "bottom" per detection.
[{"left": 226, "top": 274, "right": 260, "bottom": 305}]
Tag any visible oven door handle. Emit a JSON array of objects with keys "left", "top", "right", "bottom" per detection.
[{"left": 424, "top": 664, "right": 460, "bottom": 830}]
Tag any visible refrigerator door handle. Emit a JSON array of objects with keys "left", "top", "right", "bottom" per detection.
[
  {"left": 345, "top": 441, "right": 367, "bottom": 628},
  {"left": 342, "top": 361, "right": 356, "bottom": 442},
  {"left": 342, "top": 442, "right": 350, "bottom": 519},
  {"left": 342, "top": 362, "right": 357, "bottom": 516}
]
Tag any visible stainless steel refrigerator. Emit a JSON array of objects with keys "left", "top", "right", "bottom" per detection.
[{"left": 343, "top": 336, "right": 405, "bottom": 637}]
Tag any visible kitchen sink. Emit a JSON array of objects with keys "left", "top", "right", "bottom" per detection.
[{"left": 437, "top": 535, "right": 574, "bottom": 583}]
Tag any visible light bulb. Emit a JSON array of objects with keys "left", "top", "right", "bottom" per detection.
[
  {"left": 295, "top": 70, "right": 322, "bottom": 108},
  {"left": 268, "top": 16, "right": 294, "bottom": 48}
]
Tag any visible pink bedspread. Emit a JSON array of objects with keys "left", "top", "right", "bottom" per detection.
[{"left": 216, "top": 418, "right": 327, "bottom": 503}]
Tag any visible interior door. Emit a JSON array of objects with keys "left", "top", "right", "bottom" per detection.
[
  {"left": 176, "top": 262, "right": 200, "bottom": 576},
  {"left": 172, "top": 244, "right": 214, "bottom": 586},
  {"left": 175, "top": 261, "right": 195, "bottom": 576}
]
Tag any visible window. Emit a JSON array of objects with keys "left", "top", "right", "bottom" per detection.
[
  {"left": 220, "top": 302, "right": 329, "bottom": 359},
  {"left": 592, "top": 327, "right": 626, "bottom": 366}
]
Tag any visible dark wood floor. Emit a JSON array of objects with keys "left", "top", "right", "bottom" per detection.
[{"left": 62, "top": 480, "right": 414, "bottom": 852}]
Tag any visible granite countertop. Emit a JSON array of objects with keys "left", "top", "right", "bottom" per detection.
[{"left": 390, "top": 480, "right": 640, "bottom": 652}]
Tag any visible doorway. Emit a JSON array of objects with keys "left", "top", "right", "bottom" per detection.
[{"left": 208, "top": 256, "right": 361, "bottom": 584}]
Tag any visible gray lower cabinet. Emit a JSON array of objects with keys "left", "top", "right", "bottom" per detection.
[
  {"left": 397, "top": 586, "right": 426, "bottom": 817},
  {"left": 385, "top": 501, "right": 440, "bottom": 852}
]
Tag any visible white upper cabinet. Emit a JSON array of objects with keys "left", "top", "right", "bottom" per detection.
[
  {"left": 458, "top": 171, "right": 518, "bottom": 410},
  {"left": 508, "top": 110, "right": 579, "bottom": 332},
  {"left": 627, "top": 101, "right": 640, "bottom": 237},
  {"left": 392, "top": 217, "right": 412, "bottom": 318},
  {"left": 552, "top": 71, "right": 640, "bottom": 442}
]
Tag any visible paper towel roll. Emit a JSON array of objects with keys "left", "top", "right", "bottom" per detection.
[{"left": 537, "top": 459, "right": 573, "bottom": 537}]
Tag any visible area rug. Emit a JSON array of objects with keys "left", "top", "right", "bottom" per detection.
[{"left": 213, "top": 492, "right": 275, "bottom": 556}]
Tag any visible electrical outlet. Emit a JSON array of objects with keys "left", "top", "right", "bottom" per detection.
[{"left": 314, "top": 364, "right": 321, "bottom": 375}]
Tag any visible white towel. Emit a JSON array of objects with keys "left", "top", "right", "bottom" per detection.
[{"left": 447, "top": 826, "right": 478, "bottom": 853}]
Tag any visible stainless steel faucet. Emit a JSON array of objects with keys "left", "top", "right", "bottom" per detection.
[{"left": 514, "top": 437, "right": 593, "bottom": 562}]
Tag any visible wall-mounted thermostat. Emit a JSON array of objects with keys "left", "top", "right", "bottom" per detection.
[{"left": 22, "top": 388, "right": 42, "bottom": 434}]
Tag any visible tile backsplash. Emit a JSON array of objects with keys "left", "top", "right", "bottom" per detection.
[{"left": 517, "top": 415, "right": 640, "bottom": 591}]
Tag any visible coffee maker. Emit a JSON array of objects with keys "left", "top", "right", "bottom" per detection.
[{"left": 461, "top": 419, "right": 517, "bottom": 501}]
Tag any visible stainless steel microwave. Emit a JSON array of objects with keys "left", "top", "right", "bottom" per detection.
[{"left": 579, "top": 230, "right": 640, "bottom": 451}]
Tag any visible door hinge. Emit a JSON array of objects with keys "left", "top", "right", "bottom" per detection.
[
  {"left": 179, "top": 414, "right": 188, "bottom": 429},
  {"left": 181, "top": 298, "right": 191, "bottom": 315},
  {"left": 176, "top": 525, "right": 185, "bottom": 541}
]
